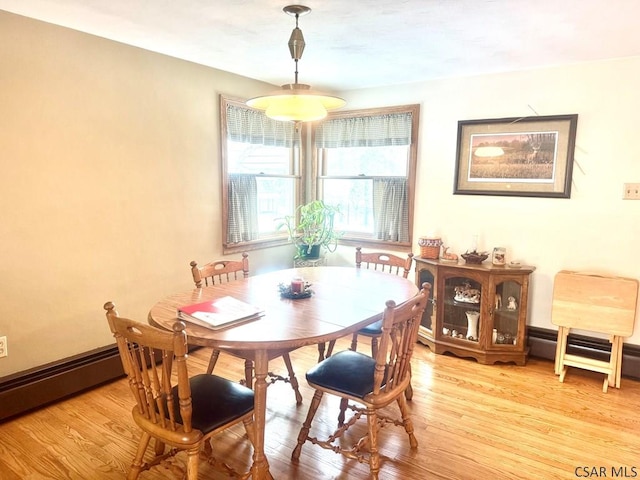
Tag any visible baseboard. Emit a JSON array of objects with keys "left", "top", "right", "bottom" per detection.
[
  {"left": 0, "top": 344, "right": 203, "bottom": 423},
  {"left": 0, "top": 345, "right": 124, "bottom": 423},
  {"left": 2, "top": 330, "right": 638, "bottom": 422},
  {"left": 527, "top": 326, "right": 640, "bottom": 380}
]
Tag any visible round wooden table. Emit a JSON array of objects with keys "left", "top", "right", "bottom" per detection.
[{"left": 148, "top": 266, "right": 418, "bottom": 480}]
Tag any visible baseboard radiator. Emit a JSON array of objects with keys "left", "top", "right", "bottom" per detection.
[
  {"left": 2, "top": 328, "right": 639, "bottom": 422},
  {"left": 527, "top": 327, "right": 640, "bottom": 379},
  {"left": 0, "top": 345, "right": 124, "bottom": 422}
]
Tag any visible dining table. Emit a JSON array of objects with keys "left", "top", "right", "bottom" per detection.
[{"left": 148, "top": 265, "right": 419, "bottom": 480}]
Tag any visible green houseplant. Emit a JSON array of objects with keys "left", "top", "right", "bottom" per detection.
[{"left": 278, "top": 200, "right": 342, "bottom": 259}]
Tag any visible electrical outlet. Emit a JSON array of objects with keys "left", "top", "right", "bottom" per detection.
[
  {"left": 623, "top": 183, "right": 640, "bottom": 200},
  {"left": 0, "top": 336, "right": 6, "bottom": 358}
]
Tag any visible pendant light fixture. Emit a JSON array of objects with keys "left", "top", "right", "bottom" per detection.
[{"left": 247, "top": 5, "right": 346, "bottom": 122}]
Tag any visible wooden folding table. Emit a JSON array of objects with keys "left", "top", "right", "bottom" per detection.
[{"left": 552, "top": 270, "right": 638, "bottom": 392}]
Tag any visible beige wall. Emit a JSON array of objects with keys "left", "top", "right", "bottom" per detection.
[
  {"left": 341, "top": 58, "right": 640, "bottom": 344},
  {"left": 2, "top": 9, "right": 640, "bottom": 377},
  {"left": 0, "top": 10, "right": 293, "bottom": 377}
]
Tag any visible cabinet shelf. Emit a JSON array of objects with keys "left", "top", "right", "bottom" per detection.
[
  {"left": 449, "top": 300, "right": 481, "bottom": 309},
  {"left": 415, "top": 258, "right": 535, "bottom": 365},
  {"left": 440, "top": 333, "right": 480, "bottom": 344}
]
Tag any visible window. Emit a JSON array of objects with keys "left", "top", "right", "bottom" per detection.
[
  {"left": 315, "top": 105, "right": 419, "bottom": 247},
  {"left": 221, "top": 96, "right": 301, "bottom": 253},
  {"left": 221, "top": 99, "right": 418, "bottom": 253}
]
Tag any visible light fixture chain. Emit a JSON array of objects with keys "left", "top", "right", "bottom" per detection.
[
  {"left": 294, "top": 12, "right": 300, "bottom": 84},
  {"left": 246, "top": 4, "right": 345, "bottom": 122}
]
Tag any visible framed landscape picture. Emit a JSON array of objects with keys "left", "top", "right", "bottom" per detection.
[{"left": 454, "top": 114, "right": 578, "bottom": 198}]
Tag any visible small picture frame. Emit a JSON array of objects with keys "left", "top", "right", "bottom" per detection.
[{"left": 454, "top": 114, "right": 578, "bottom": 198}]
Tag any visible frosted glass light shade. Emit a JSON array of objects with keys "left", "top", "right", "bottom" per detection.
[
  {"left": 266, "top": 95, "right": 326, "bottom": 122},
  {"left": 247, "top": 84, "right": 345, "bottom": 122}
]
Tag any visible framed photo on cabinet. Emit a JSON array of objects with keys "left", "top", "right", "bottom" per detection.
[{"left": 454, "top": 114, "right": 578, "bottom": 198}]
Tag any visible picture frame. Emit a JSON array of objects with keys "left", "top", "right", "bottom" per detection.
[{"left": 454, "top": 114, "right": 578, "bottom": 198}]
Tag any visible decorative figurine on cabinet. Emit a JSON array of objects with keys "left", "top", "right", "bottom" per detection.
[
  {"left": 507, "top": 296, "right": 518, "bottom": 310},
  {"left": 454, "top": 282, "right": 481, "bottom": 303},
  {"left": 440, "top": 246, "right": 459, "bottom": 263}
]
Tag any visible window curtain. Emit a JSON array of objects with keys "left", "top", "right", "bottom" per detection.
[
  {"left": 227, "top": 174, "right": 258, "bottom": 243},
  {"left": 315, "top": 112, "right": 412, "bottom": 148},
  {"left": 226, "top": 103, "right": 296, "bottom": 147},
  {"left": 373, "top": 177, "right": 409, "bottom": 242},
  {"left": 316, "top": 112, "right": 413, "bottom": 242},
  {"left": 225, "top": 103, "right": 295, "bottom": 243}
]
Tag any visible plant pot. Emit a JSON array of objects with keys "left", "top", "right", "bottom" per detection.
[{"left": 297, "top": 244, "right": 321, "bottom": 259}]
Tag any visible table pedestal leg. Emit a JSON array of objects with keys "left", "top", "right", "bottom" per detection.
[{"left": 250, "top": 349, "right": 273, "bottom": 480}]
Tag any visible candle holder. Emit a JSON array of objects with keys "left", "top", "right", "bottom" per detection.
[
  {"left": 278, "top": 282, "right": 313, "bottom": 299},
  {"left": 291, "top": 276, "right": 305, "bottom": 294}
]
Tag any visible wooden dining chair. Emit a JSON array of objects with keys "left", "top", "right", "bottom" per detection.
[
  {"left": 190, "top": 252, "right": 249, "bottom": 288},
  {"left": 351, "top": 248, "right": 415, "bottom": 352},
  {"left": 103, "top": 301, "right": 256, "bottom": 480},
  {"left": 326, "top": 248, "right": 415, "bottom": 356},
  {"left": 324, "top": 247, "right": 415, "bottom": 399},
  {"left": 291, "top": 283, "right": 430, "bottom": 480},
  {"left": 190, "top": 254, "right": 303, "bottom": 405}
]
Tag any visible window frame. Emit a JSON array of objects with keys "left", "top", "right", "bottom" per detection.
[
  {"left": 313, "top": 104, "right": 420, "bottom": 249},
  {"left": 220, "top": 95, "right": 305, "bottom": 254}
]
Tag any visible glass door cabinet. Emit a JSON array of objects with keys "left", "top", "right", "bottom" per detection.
[{"left": 415, "top": 257, "right": 534, "bottom": 365}]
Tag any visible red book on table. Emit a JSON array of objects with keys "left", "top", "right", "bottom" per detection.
[{"left": 177, "top": 296, "right": 264, "bottom": 330}]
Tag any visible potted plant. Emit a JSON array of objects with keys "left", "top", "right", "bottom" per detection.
[{"left": 278, "top": 200, "right": 342, "bottom": 259}]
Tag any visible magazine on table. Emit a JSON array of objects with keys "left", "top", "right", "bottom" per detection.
[{"left": 177, "top": 296, "right": 264, "bottom": 330}]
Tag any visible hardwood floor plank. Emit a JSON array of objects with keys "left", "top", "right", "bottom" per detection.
[{"left": 1, "top": 339, "right": 639, "bottom": 479}]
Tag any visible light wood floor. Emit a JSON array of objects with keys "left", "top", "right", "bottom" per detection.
[{"left": 2, "top": 338, "right": 639, "bottom": 479}]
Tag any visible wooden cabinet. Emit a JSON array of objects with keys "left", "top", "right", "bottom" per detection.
[{"left": 414, "top": 257, "right": 535, "bottom": 365}]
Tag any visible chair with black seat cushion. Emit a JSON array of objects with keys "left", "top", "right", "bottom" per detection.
[
  {"left": 291, "top": 283, "right": 430, "bottom": 480},
  {"left": 190, "top": 254, "right": 303, "bottom": 405},
  {"left": 103, "top": 301, "right": 256, "bottom": 480},
  {"left": 324, "top": 247, "right": 415, "bottom": 399},
  {"left": 351, "top": 247, "right": 414, "bottom": 353}
]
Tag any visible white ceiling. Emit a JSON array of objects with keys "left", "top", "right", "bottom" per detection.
[{"left": 1, "top": 0, "right": 640, "bottom": 91}]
